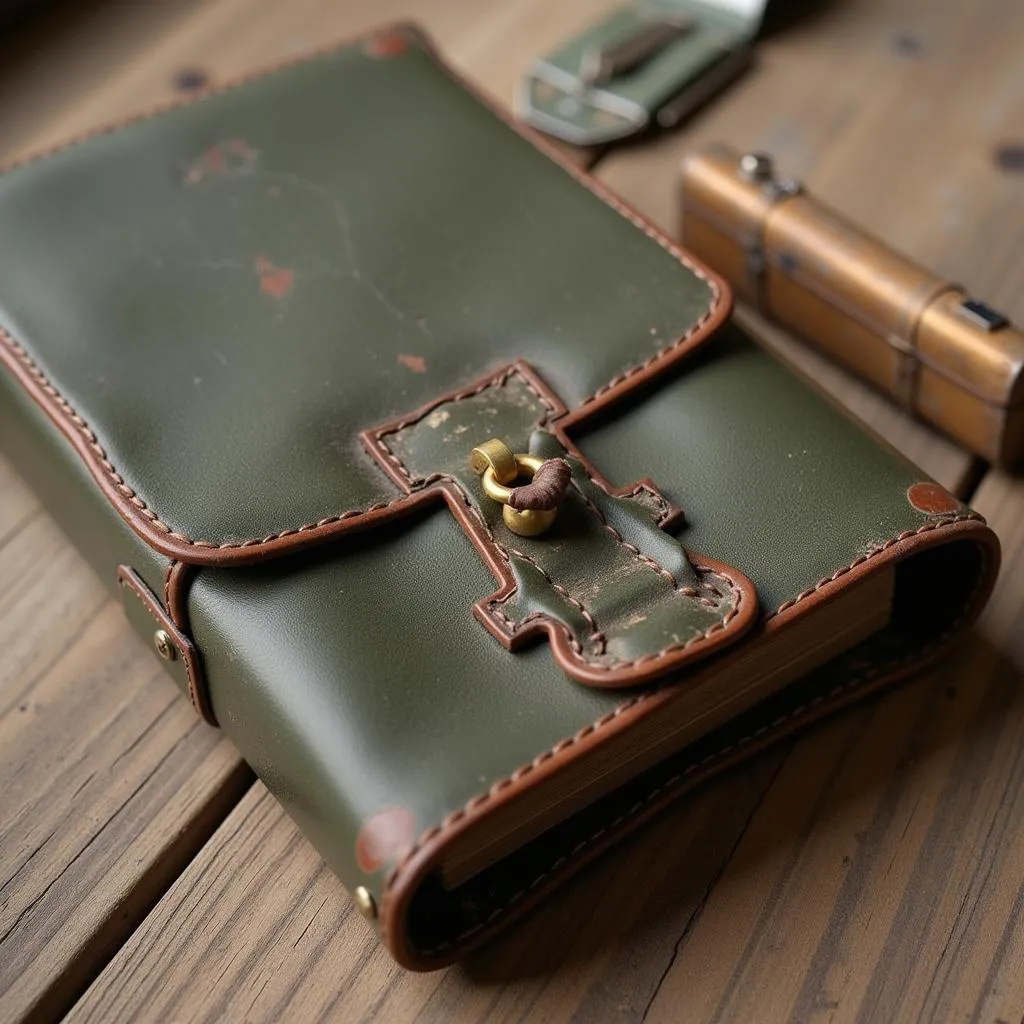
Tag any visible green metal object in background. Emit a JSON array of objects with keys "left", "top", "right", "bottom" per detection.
[{"left": 517, "top": 0, "right": 766, "bottom": 145}]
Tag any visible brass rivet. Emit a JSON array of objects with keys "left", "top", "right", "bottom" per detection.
[
  {"left": 153, "top": 629, "right": 177, "bottom": 661},
  {"left": 354, "top": 886, "right": 377, "bottom": 920}
]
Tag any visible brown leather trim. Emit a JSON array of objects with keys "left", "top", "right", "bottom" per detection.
[
  {"left": 164, "top": 560, "right": 193, "bottom": 630},
  {"left": 0, "top": 22, "right": 731, "bottom": 569},
  {"left": 161, "top": 559, "right": 219, "bottom": 724},
  {"left": 378, "top": 514, "right": 1000, "bottom": 969},
  {"left": 117, "top": 565, "right": 214, "bottom": 724},
  {"left": 362, "top": 360, "right": 759, "bottom": 689}
]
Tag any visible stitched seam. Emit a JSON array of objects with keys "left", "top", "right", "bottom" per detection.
[
  {"left": 577, "top": 304, "right": 714, "bottom": 406},
  {"left": 379, "top": 691, "right": 654, "bottom": 950},
  {"left": 487, "top": 565, "right": 740, "bottom": 671},
  {"left": 502, "top": 547, "right": 606, "bottom": 655},
  {"left": 0, "top": 325, "right": 409, "bottom": 547},
  {"left": 0, "top": 25, "right": 721, "bottom": 314},
  {"left": 568, "top": 478, "right": 706, "bottom": 595},
  {"left": 380, "top": 513, "right": 988, "bottom": 955},
  {"left": 446, "top": 476, "right": 612, "bottom": 661},
  {"left": 413, "top": 654, "right": 917, "bottom": 956},
  {"left": 765, "top": 513, "right": 983, "bottom": 619},
  {"left": 182, "top": 646, "right": 199, "bottom": 712},
  {"left": 372, "top": 367, "right": 552, "bottom": 484},
  {"left": 623, "top": 483, "right": 674, "bottom": 526},
  {"left": 0, "top": 29, "right": 720, "bottom": 556}
]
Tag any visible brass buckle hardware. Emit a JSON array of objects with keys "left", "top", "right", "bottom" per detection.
[{"left": 469, "top": 438, "right": 568, "bottom": 538}]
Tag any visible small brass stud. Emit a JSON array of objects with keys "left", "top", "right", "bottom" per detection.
[
  {"left": 354, "top": 885, "right": 377, "bottom": 920},
  {"left": 153, "top": 629, "right": 177, "bottom": 661}
]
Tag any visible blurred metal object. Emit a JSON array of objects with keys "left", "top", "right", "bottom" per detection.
[
  {"left": 680, "top": 144, "right": 1024, "bottom": 466},
  {"left": 579, "top": 17, "right": 693, "bottom": 87},
  {"left": 517, "top": 1, "right": 766, "bottom": 147}
]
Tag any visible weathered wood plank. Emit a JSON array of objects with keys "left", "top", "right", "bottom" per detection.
[
  {"left": 0, "top": 465, "right": 253, "bottom": 1024},
  {"left": 598, "top": 0, "right": 1024, "bottom": 495},
  {"left": 0, "top": 458, "right": 38, "bottom": 544},
  {"left": 65, "top": 748, "right": 784, "bottom": 1023}
]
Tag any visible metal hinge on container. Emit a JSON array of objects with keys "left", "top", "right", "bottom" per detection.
[
  {"left": 735, "top": 152, "right": 802, "bottom": 299},
  {"left": 516, "top": 0, "right": 767, "bottom": 146}
]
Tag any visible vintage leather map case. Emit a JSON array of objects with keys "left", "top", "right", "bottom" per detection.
[{"left": 0, "top": 25, "right": 1000, "bottom": 969}]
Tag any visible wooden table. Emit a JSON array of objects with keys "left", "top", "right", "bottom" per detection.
[{"left": 2, "top": 1, "right": 1023, "bottom": 1021}]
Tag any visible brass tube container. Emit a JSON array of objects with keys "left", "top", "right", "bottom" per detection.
[{"left": 680, "top": 144, "right": 1024, "bottom": 466}]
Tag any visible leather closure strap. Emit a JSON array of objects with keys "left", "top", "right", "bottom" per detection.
[
  {"left": 117, "top": 565, "right": 214, "bottom": 725},
  {"left": 363, "top": 361, "right": 758, "bottom": 688}
]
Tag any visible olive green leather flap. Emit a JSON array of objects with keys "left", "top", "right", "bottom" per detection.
[
  {"left": 0, "top": 28, "right": 725, "bottom": 565},
  {"left": 0, "top": 26, "right": 764, "bottom": 693}
]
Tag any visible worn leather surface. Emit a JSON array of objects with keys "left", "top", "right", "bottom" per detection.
[
  {"left": 0, "top": 26, "right": 999, "bottom": 967},
  {"left": 365, "top": 362, "right": 755, "bottom": 685},
  {"left": 0, "top": 33, "right": 717, "bottom": 552}
]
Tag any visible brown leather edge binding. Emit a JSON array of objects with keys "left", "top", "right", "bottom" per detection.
[
  {"left": 0, "top": 22, "right": 731, "bottom": 569},
  {"left": 117, "top": 565, "right": 214, "bottom": 724},
  {"left": 378, "top": 515, "right": 1000, "bottom": 969},
  {"left": 361, "top": 359, "right": 759, "bottom": 689},
  {"left": 164, "top": 559, "right": 194, "bottom": 631}
]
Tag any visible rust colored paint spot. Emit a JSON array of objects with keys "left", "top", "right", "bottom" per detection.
[
  {"left": 907, "top": 482, "right": 961, "bottom": 515},
  {"left": 397, "top": 353, "right": 427, "bottom": 373},
  {"left": 364, "top": 32, "right": 409, "bottom": 58},
  {"left": 356, "top": 806, "right": 418, "bottom": 872},
  {"left": 255, "top": 255, "right": 295, "bottom": 300},
  {"left": 183, "top": 138, "right": 258, "bottom": 185}
]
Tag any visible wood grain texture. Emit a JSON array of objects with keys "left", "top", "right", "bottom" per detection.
[
  {"left": 66, "top": 749, "right": 786, "bottom": 1023},
  {"left": 597, "top": 0, "right": 1024, "bottom": 495},
  {"left": 0, "top": 461, "right": 253, "bottom": 1024}
]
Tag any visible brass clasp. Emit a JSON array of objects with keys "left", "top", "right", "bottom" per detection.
[{"left": 470, "top": 438, "right": 562, "bottom": 537}]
